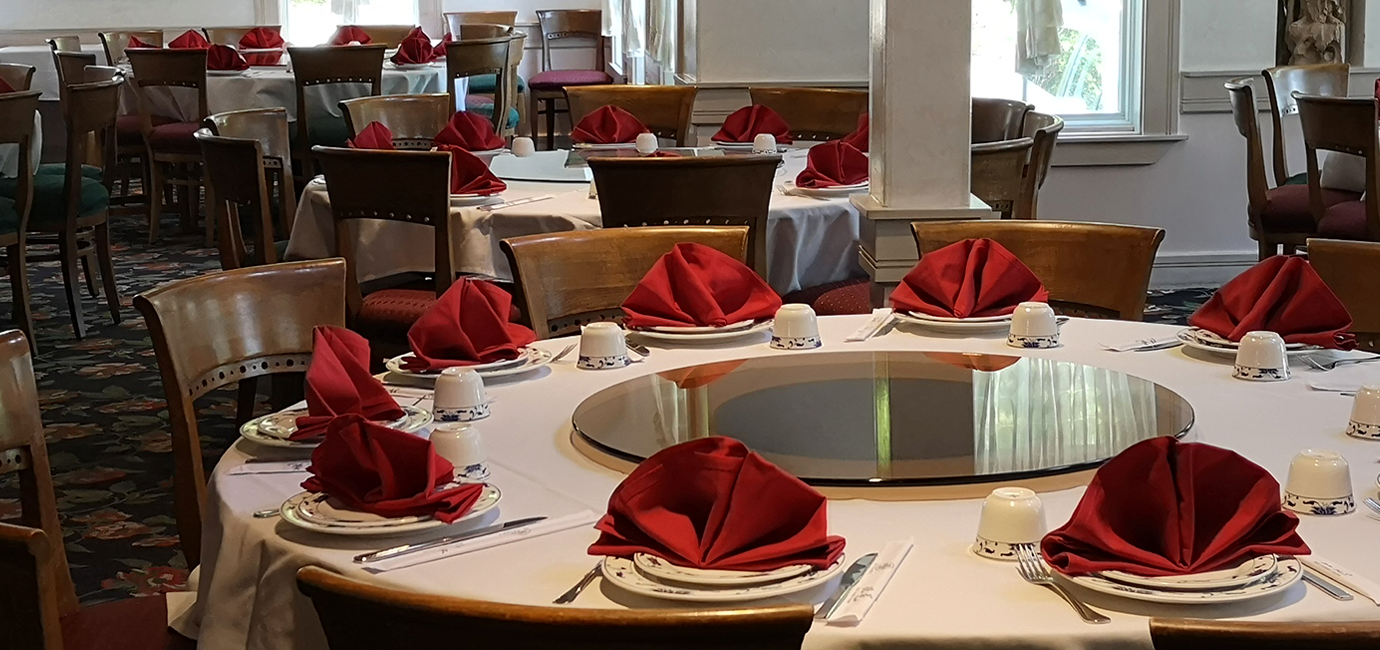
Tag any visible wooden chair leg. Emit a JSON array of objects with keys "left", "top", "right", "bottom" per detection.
[
  {"left": 545, "top": 97, "right": 556, "bottom": 150},
  {"left": 203, "top": 176, "right": 216, "bottom": 248},
  {"left": 1257, "top": 239, "right": 1276, "bottom": 261},
  {"left": 57, "top": 231, "right": 86, "bottom": 339},
  {"left": 93, "top": 222, "right": 121, "bottom": 324},
  {"left": 270, "top": 373, "right": 305, "bottom": 412},
  {"left": 148, "top": 159, "right": 165, "bottom": 244},
  {"left": 528, "top": 91, "right": 540, "bottom": 140},
  {"left": 80, "top": 250, "right": 99, "bottom": 298},
  {"left": 7, "top": 243, "right": 35, "bottom": 355},
  {"left": 179, "top": 168, "right": 195, "bottom": 235},
  {"left": 236, "top": 377, "right": 259, "bottom": 426}
]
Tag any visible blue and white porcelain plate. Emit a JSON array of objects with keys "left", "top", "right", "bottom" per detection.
[
  {"left": 385, "top": 347, "right": 552, "bottom": 381},
  {"left": 239, "top": 405, "right": 432, "bottom": 448},
  {"left": 600, "top": 554, "right": 846, "bottom": 602},
  {"left": 895, "top": 311, "right": 1011, "bottom": 334},
  {"left": 632, "top": 553, "right": 814, "bottom": 586},
  {"left": 1177, "top": 328, "right": 1318, "bottom": 358},
  {"left": 1066, "top": 557, "right": 1301, "bottom": 604},
  {"left": 279, "top": 483, "right": 501, "bottom": 536},
  {"left": 631, "top": 321, "right": 773, "bottom": 343},
  {"left": 1099, "top": 555, "right": 1277, "bottom": 591}
]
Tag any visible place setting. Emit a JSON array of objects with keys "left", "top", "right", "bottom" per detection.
[
  {"left": 711, "top": 105, "right": 795, "bottom": 154},
  {"left": 618, "top": 242, "right": 780, "bottom": 347},
  {"left": 346, "top": 114, "right": 510, "bottom": 207},
  {"left": 570, "top": 105, "right": 647, "bottom": 150},
  {"left": 777, "top": 139, "right": 869, "bottom": 199}
]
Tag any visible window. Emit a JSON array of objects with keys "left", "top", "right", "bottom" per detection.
[{"left": 283, "top": 0, "right": 421, "bottom": 46}]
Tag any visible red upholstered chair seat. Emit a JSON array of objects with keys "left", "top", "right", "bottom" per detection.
[
  {"left": 781, "top": 277, "right": 872, "bottom": 316},
  {"left": 59, "top": 594, "right": 195, "bottom": 650},
  {"left": 356, "top": 289, "right": 438, "bottom": 334},
  {"left": 528, "top": 69, "right": 613, "bottom": 90},
  {"left": 1318, "top": 200, "right": 1372, "bottom": 239},
  {"left": 116, "top": 114, "right": 175, "bottom": 146},
  {"left": 147, "top": 122, "right": 203, "bottom": 154},
  {"left": 1260, "top": 185, "right": 1361, "bottom": 232}
]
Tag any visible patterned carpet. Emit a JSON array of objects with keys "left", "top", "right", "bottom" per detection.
[{"left": 0, "top": 216, "right": 1214, "bottom": 605}]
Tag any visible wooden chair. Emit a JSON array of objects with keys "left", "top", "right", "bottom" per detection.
[
  {"left": 298, "top": 565, "right": 812, "bottom": 650},
  {"left": 205, "top": 107, "right": 297, "bottom": 249},
  {"left": 970, "top": 137, "right": 1035, "bottom": 220},
  {"left": 445, "top": 11, "right": 518, "bottom": 34},
  {"left": 503, "top": 226, "right": 750, "bottom": 339},
  {"left": 339, "top": 93, "right": 450, "bottom": 147},
  {"left": 587, "top": 155, "right": 777, "bottom": 278},
  {"left": 57, "top": 45, "right": 150, "bottom": 219},
  {"left": 203, "top": 25, "right": 279, "bottom": 45},
  {"left": 442, "top": 35, "right": 512, "bottom": 130},
  {"left": 1019, "top": 111, "right": 1063, "bottom": 220},
  {"left": 133, "top": 259, "right": 347, "bottom": 566},
  {"left": 1295, "top": 93, "right": 1380, "bottom": 243},
  {"left": 0, "top": 64, "right": 35, "bottom": 92},
  {"left": 288, "top": 45, "right": 386, "bottom": 173},
  {"left": 49, "top": 51, "right": 96, "bottom": 108},
  {"left": 313, "top": 146, "right": 453, "bottom": 359},
  {"left": 126, "top": 47, "right": 210, "bottom": 244},
  {"left": 530, "top": 9, "right": 612, "bottom": 149},
  {"left": 911, "top": 220, "right": 1165, "bottom": 320},
  {"left": 98, "top": 30, "right": 164, "bottom": 65},
  {"left": 565, "top": 86, "right": 698, "bottom": 147},
  {"left": 747, "top": 87, "right": 868, "bottom": 141},
  {"left": 46, "top": 35, "right": 81, "bottom": 53},
  {"left": 194, "top": 129, "right": 281, "bottom": 270},
  {"left": 1262, "top": 63, "right": 1349, "bottom": 186},
  {"left": 972, "top": 97, "right": 1032, "bottom": 144},
  {"left": 454, "top": 30, "right": 526, "bottom": 137},
  {"left": 1306, "top": 238, "right": 1380, "bottom": 352},
  {"left": 350, "top": 25, "right": 418, "bottom": 48},
  {"left": 458, "top": 24, "right": 513, "bottom": 39},
  {"left": 1149, "top": 618, "right": 1380, "bottom": 650},
  {"left": 0, "top": 92, "right": 38, "bottom": 351}
]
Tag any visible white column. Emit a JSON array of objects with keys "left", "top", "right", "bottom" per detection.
[{"left": 854, "top": 0, "right": 991, "bottom": 306}]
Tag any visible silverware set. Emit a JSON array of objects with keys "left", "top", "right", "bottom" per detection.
[
  {"left": 1014, "top": 544, "right": 1110, "bottom": 624},
  {"left": 1302, "top": 355, "right": 1380, "bottom": 372},
  {"left": 553, "top": 563, "right": 602, "bottom": 604}
]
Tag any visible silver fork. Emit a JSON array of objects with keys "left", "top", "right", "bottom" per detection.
[
  {"left": 1304, "top": 355, "right": 1380, "bottom": 371},
  {"left": 1015, "top": 545, "right": 1110, "bottom": 624},
  {"left": 553, "top": 563, "right": 602, "bottom": 604}
]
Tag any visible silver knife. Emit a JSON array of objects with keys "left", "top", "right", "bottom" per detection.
[
  {"left": 1303, "top": 567, "right": 1354, "bottom": 601},
  {"left": 354, "top": 516, "right": 546, "bottom": 564},
  {"left": 814, "top": 553, "right": 876, "bottom": 620}
]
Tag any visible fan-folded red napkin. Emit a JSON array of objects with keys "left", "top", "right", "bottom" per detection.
[
  {"left": 1042, "top": 437, "right": 1310, "bottom": 577},
  {"left": 621, "top": 242, "right": 782, "bottom": 328},
  {"left": 348, "top": 121, "right": 395, "bottom": 150},
  {"left": 402, "top": 278, "right": 537, "bottom": 371},
  {"left": 571, "top": 105, "right": 649, "bottom": 144},
  {"left": 890, "top": 238, "right": 1048, "bottom": 318},
  {"left": 435, "top": 111, "right": 504, "bottom": 151},
  {"left": 330, "top": 26, "right": 373, "bottom": 46},
  {"left": 435, "top": 145, "right": 507, "bottom": 195},
  {"left": 1188, "top": 255, "right": 1356, "bottom": 350},
  {"left": 168, "top": 30, "right": 210, "bottom": 50},
  {"left": 432, "top": 32, "right": 453, "bottom": 60},
  {"left": 841, "top": 114, "right": 868, "bottom": 152},
  {"left": 712, "top": 105, "right": 794, "bottom": 144},
  {"left": 391, "top": 27, "right": 437, "bottom": 65},
  {"left": 0, "top": 79, "right": 13, "bottom": 93},
  {"left": 206, "top": 44, "right": 249, "bottom": 71},
  {"left": 588, "top": 437, "right": 846, "bottom": 571},
  {"left": 795, "top": 140, "right": 867, "bottom": 188},
  {"left": 302, "top": 415, "right": 486, "bottom": 523},
  {"left": 294, "top": 326, "right": 405, "bottom": 440},
  {"left": 238, "top": 27, "right": 285, "bottom": 65},
  {"left": 127, "top": 36, "right": 156, "bottom": 49}
]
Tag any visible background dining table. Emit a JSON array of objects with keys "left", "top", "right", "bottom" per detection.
[
  {"left": 180, "top": 315, "right": 1380, "bottom": 650},
  {"left": 284, "top": 148, "right": 866, "bottom": 295},
  {"left": 0, "top": 111, "right": 43, "bottom": 178}
]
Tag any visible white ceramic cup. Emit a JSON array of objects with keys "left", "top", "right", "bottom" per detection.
[
  {"left": 1346, "top": 384, "right": 1380, "bottom": 439},
  {"left": 973, "top": 487, "right": 1046, "bottom": 561},
  {"left": 1282, "top": 449, "right": 1354, "bottom": 515},
  {"left": 635, "top": 132, "right": 659, "bottom": 155},
  {"left": 752, "top": 133, "right": 777, "bottom": 153},
  {"left": 433, "top": 367, "right": 489, "bottom": 422},
  {"left": 578, "top": 322, "right": 630, "bottom": 369},
  {"left": 1006, "top": 302, "right": 1059, "bottom": 349},
  {"left": 1233, "top": 331, "right": 1290, "bottom": 382},
  {"left": 771, "top": 304, "right": 821, "bottom": 350},
  {"left": 510, "top": 136, "right": 535, "bottom": 158},
  {"left": 430, "top": 422, "right": 489, "bottom": 481}
]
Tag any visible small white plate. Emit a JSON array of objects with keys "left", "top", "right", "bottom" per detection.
[
  {"left": 385, "top": 347, "right": 553, "bottom": 382},
  {"left": 907, "top": 312, "right": 1014, "bottom": 323},
  {"left": 711, "top": 141, "right": 758, "bottom": 148},
  {"left": 631, "top": 321, "right": 773, "bottom": 343},
  {"left": 389, "top": 62, "right": 433, "bottom": 69},
  {"left": 207, "top": 69, "right": 247, "bottom": 76},
  {"left": 1065, "top": 557, "right": 1301, "bottom": 605},
  {"left": 573, "top": 142, "right": 638, "bottom": 150},
  {"left": 1098, "top": 555, "right": 1278, "bottom": 591},
  {"left": 239, "top": 404, "right": 432, "bottom": 447},
  {"left": 633, "top": 553, "right": 813, "bottom": 586},
  {"left": 601, "top": 554, "right": 845, "bottom": 602},
  {"left": 450, "top": 193, "right": 500, "bottom": 207},
  {"left": 782, "top": 181, "right": 868, "bottom": 198},
  {"left": 1176, "top": 328, "right": 1319, "bottom": 358},
  {"left": 280, "top": 484, "right": 501, "bottom": 536},
  {"left": 895, "top": 311, "right": 1012, "bottom": 334},
  {"left": 643, "top": 319, "right": 757, "bottom": 334}
]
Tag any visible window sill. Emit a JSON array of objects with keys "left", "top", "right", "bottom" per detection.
[{"left": 1051, "top": 133, "right": 1188, "bottom": 167}]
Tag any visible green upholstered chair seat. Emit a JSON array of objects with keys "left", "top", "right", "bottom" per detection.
[
  {"left": 467, "top": 73, "right": 527, "bottom": 94},
  {"left": 464, "top": 96, "right": 519, "bottom": 130},
  {"left": 34, "top": 163, "right": 103, "bottom": 181},
  {"left": 1283, "top": 172, "right": 1308, "bottom": 186},
  {"left": 0, "top": 196, "right": 18, "bottom": 235},
  {"left": 0, "top": 173, "right": 110, "bottom": 226}
]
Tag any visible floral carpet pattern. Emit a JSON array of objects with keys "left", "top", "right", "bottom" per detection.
[{"left": 0, "top": 216, "right": 1215, "bottom": 606}]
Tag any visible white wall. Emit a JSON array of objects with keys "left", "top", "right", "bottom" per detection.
[
  {"left": 1178, "top": 0, "right": 1275, "bottom": 72},
  {"left": 691, "top": 0, "right": 868, "bottom": 84},
  {"left": 441, "top": 0, "right": 597, "bottom": 25},
  {"left": 5, "top": 0, "right": 253, "bottom": 30}
]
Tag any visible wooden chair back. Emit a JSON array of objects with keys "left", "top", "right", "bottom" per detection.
[
  {"left": 1150, "top": 618, "right": 1380, "bottom": 650},
  {"left": 565, "top": 86, "right": 698, "bottom": 146},
  {"left": 446, "top": 11, "right": 518, "bottom": 34},
  {"left": 535, "top": 9, "right": 605, "bottom": 72},
  {"left": 0, "top": 64, "right": 35, "bottom": 92},
  {"left": 503, "top": 226, "right": 750, "bottom": 339},
  {"left": 99, "top": 30, "right": 165, "bottom": 65},
  {"left": 297, "top": 565, "right": 812, "bottom": 650},
  {"left": 970, "top": 137, "right": 1034, "bottom": 220},
  {"left": 133, "top": 259, "right": 347, "bottom": 566},
  {"left": 0, "top": 91, "right": 40, "bottom": 233},
  {"left": 59, "top": 79, "right": 119, "bottom": 225},
  {"left": 442, "top": 35, "right": 512, "bottom": 124},
  {"left": 458, "top": 23, "right": 515, "bottom": 40},
  {"left": 588, "top": 155, "right": 776, "bottom": 278},
  {"left": 1262, "top": 63, "right": 1349, "bottom": 185},
  {"left": 1225, "top": 78, "right": 1271, "bottom": 227},
  {"left": 195, "top": 129, "right": 277, "bottom": 269},
  {"left": 1019, "top": 110, "right": 1063, "bottom": 220},
  {"left": 46, "top": 35, "right": 82, "bottom": 53},
  {"left": 312, "top": 146, "right": 454, "bottom": 318},
  {"left": 288, "top": 45, "right": 386, "bottom": 165},
  {"left": 339, "top": 93, "right": 450, "bottom": 147},
  {"left": 1295, "top": 93, "right": 1380, "bottom": 241},
  {"left": 1306, "top": 238, "right": 1380, "bottom": 352},
  {"left": 204, "top": 25, "right": 280, "bottom": 45},
  {"left": 911, "top": 220, "right": 1165, "bottom": 320},
  {"left": 353, "top": 25, "right": 419, "bottom": 48},
  {"left": 125, "top": 47, "right": 210, "bottom": 126},
  {"left": 747, "top": 87, "right": 868, "bottom": 141},
  {"left": 50, "top": 51, "right": 97, "bottom": 112},
  {"left": 972, "top": 97, "right": 1032, "bottom": 143},
  {"left": 205, "top": 107, "right": 297, "bottom": 243}
]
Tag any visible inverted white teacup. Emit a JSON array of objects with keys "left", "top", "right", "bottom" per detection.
[
  {"left": 972, "top": 487, "right": 1046, "bottom": 561},
  {"left": 1007, "top": 302, "right": 1059, "bottom": 349},
  {"left": 752, "top": 133, "right": 778, "bottom": 154},
  {"left": 433, "top": 367, "right": 489, "bottom": 422},
  {"left": 771, "top": 304, "right": 821, "bottom": 350},
  {"left": 510, "top": 136, "right": 535, "bottom": 158},
  {"left": 1346, "top": 384, "right": 1380, "bottom": 440},
  {"left": 578, "top": 322, "right": 630, "bottom": 369},
  {"left": 1282, "top": 449, "right": 1353, "bottom": 515},
  {"left": 635, "top": 132, "right": 659, "bottom": 155},
  {"left": 1233, "top": 331, "right": 1289, "bottom": 382},
  {"left": 430, "top": 422, "right": 489, "bottom": 481}
]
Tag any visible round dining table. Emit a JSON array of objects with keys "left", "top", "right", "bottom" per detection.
[
  {"left": 284, "top": 148, "right": 865, "bottom": 295},
  {"left": 182, "top": 315, "right": 1380, "bottom": 650}
]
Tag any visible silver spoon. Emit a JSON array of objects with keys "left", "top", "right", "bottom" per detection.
[
  {"left": 553, "top": 563, "right": 602, "bottom": 604},
  {"left": 253, "top": 509, "right": 281, "bottom": 518}
]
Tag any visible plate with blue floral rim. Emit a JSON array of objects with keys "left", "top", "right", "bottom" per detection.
[
  {"left": 1097, "top": 554, "right": 1278, "bottom": 591},
  {"left": 279, "top": 483, "right": 501, "bottom": 536},
  {"left": 632, "top": 553, "right": 814, "bottom": 586},
  {"left": 239, "top": 404, "right": 433, "bottom": 449},
  {"left": 894, "top": 311, "right": 1012, "bottom": 334},
  {"left": 1064, "top": 557, "right": 1302, "bottom": 604},
  {"left": 600, "top": 554, "right": 846, "bottom": 602},
  {"left": 630, "top": 321, "right": 773, "bottom": 343},
  {"left": 384, "top": 347, "right": 553, "bottom": 381},
  {"left": 1176, "top": 328, "right": 1319, "bottom": 358},
  {"left": 643, "top": 319, "right": 758, "bottom": 334}
]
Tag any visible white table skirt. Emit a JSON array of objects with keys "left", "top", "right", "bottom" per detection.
[
  {"left": 0, "top": 44, "right": 108, "bottom": 100},
  {"left": 0, "top": 111, "right": 43, "bottom": 178},
  {"left": 187, "top": 316, "right": 1380, "bottom": 650},
  {"left": 284, "top": 149, "right": 865, "bottom": 295}
]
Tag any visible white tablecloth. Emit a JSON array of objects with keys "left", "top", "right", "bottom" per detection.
[
  {"left": 0, "top": 111, "right": 43, "bottom": 178},
  {"left": 0, "top": 44, "right": 108, "bottom": 100},
  {"left": 284, "top": 149, "right": 865, "bottom": 295},
  {"left": 186, "top": 316, "right": 1380, "bottom": 650}
]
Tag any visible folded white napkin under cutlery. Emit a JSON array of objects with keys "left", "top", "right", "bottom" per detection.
[
  {"left": 1300, "top": 556, "right": 1380, "bottom": 606},
  {"left": 820, "top": 539, "right": 913, "bottom": 626}
]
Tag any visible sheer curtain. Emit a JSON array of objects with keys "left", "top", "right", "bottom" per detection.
[{"left": 647, "top": 0, "right": 676, "bottom": 70}]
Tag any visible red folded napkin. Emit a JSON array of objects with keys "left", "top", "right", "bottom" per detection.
[
  {"left": 571, "top": 106, "right": 649, "bottom": 144},
  {"left": 168, "top": 30, "right": 210, "bottom": 50},
  {"left": 1188, "top": 255, "right": 1356, "bottom": 350},
  {"left": 841, "top": 114, "right": 868, "bottom": 152},
  {"left": 348, "top": 121, "right": 396, "bottom": 150},
  {"left": 238, "top": 27, "right": 285, "bottom": 65},
  {"left": 588, "top": 437, "right": 846, "bottom": 571},
  {"left": 621, "top": 242, "right": 782, "bottom": 328},
  {"left": 127, "top": 36, "right": 157, "bottom": 49},
  {"left": 302, "top": 415, "right": 486, "bottom": 523},
  {"left": 294, "top": 326, "right": 405, "bottom": 440},
  {"left": 795, "top": 140, "right": 867, "bottom": 189},
  {"left": 432, "top": 32, "right": 453, "bottom": 60},
  {"left": 330, "top": 25, "right": 373, "bottom": 46},
  {"left": 402, "top": 278, "right": 537, "bottom": 372},
  {"left": 890, "top": 238, "right": 1048, "bottom": 318},
  {"left": 206, "top": 44, "right": 249, "bottom": 71},
  {"left": 435, "top": 145, "right": 507, "bottom": 195},
  {"left": 0, "top": 79, "right": 13, "bottom": 93},
  {"left": 712, "top": 105, "right": 793, "bottom": 144},
  {"left": 1042, "top": 437, "right": 1310, "bottom": 577},
  {"left": 391, "top": 27, "right": 436, "bottom": 65},
  {"left": 435, "top": 111, "right": 505, "bottom": 151}
]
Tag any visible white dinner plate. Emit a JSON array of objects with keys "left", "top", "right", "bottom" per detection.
[
  {"left": 1064, "top": 557, "right": 1301, "bottom": 605},
  {"left": 643, "top": 319, "right": 757, "bottom": 334},
  {"left": 781, "top": 181, "right": 869, "bottom": 198},
  {"left": 385, "top": 347, "right": 554, "bottom": 382},
  {"left": 633, "top": 553, "right": 814, "bottom": 586},
  {"left": 895, "top": 311, "right": 1012, "bottom": 334},
  {"left": 631, "top": 321, "right": 773, "bottom": 343},
  {"left": 711, "top": 141, "right": 758, "bottom": 149},
  {"left": 207, "top": 69, "right": 247, "bottom": 76},
  {"left": 1176, "top": 328, "right": 1319, "bottom": 358},
  {"left": 388, "top": 62, "right": 433, "bottom": 70},
  {"left": 238, "top": 404, "right": 432, "bottom": 448},
  {"left": 601, "top": 554, "right": 846, "bottom": 602},
  {"left": 573, "top": 142, "right": 638, "bottom": 150},
  {"left": 450, "top": 193, "right": 500, "bottom": 207},
  {"left": 1098, "top": 555, "right": 1278, "bottom": 591},
  {"left": 279, "top": 484, "right": 501, "bottom": 536}
]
